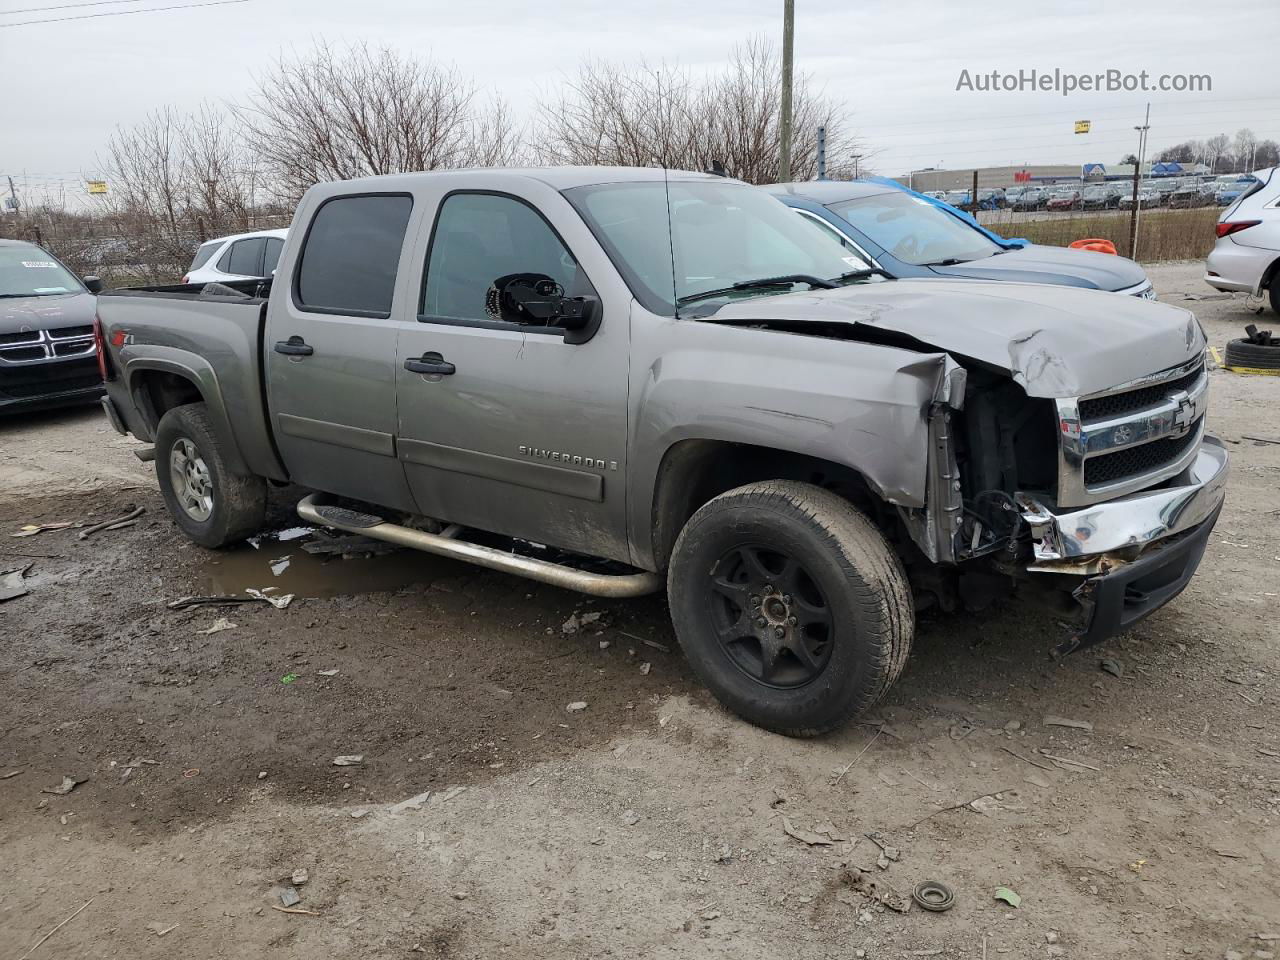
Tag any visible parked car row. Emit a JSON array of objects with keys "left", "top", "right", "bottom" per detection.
[{"left": 926, "top": 175, "right": 1261, "bottom": 214}]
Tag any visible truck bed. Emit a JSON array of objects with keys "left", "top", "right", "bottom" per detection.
[{"left": 97, "top": 279, "right": 285, "bottom": 481}]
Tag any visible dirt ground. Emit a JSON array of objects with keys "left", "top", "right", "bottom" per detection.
[{"left": 2, "top": 261, "right": 1277, "bottom": 960}]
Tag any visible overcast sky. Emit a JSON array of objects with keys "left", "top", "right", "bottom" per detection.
[{"left": 2, "top": 0, "right": 1276, "bottom": 204}]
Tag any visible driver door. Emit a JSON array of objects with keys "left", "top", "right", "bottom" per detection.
[{"left": 394, "top": 188, "right": 631, "bottom": 563}]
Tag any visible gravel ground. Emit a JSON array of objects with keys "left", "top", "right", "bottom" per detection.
[{"left": 1, "top": 261, "right": 1277, "bottom": 959}]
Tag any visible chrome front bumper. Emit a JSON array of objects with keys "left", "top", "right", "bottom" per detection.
[{"left": 1017, "top": 435, "right": 1229, "bottom": 569}]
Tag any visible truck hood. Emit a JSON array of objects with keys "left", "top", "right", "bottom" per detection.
[
  {"left": 925, "top": 243, "right": 1148, "bottom": 292},
  {"left": 0, "top": 292, "right": 97, "bottom": 334},
  {"left": 709, "top": 278, "right": 1203, "bottom": 398}
]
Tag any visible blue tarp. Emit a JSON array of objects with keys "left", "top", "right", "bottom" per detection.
[{"left": 861, "top": 176, "right": 1029, "bottom": 248}]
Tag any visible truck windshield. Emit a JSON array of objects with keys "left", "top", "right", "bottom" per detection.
[
  {"left": 564, "top": 180, "right": 867, "bottom": 316},
  {"left": 826, "top": 191, "right": 1003, "bottom": 266},
  {"left": 0, "top": 246, "right": 82, "bottom": 298}
]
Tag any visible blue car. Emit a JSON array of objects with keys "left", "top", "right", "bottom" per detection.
[{"left": 764, "top": 180, "right": 1155, "bottom": 298}]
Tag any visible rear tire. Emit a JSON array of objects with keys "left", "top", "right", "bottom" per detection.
[
  {"left": 1270, "top": 280, "right": 1280, "bottom": 316},
  {"left": 667, "top": 480, "right": 914, "bottom": 737},
  {"left": 155, "top": 402, "right": 266, "bottom": 548}
]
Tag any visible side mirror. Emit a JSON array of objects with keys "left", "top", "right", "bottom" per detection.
[
  {"left": 487, "top": 273, "right": 599, "bottom": 339},
  {"left": 83, "top": 276, "right": 104, "bottom": 294}
]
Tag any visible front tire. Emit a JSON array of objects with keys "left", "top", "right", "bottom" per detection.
[
  {"left": 155, "top": 402, "right": 266, "bottom": 548},
  {"left": 667, "top": 480, "right": 914, "bottom": 737}
]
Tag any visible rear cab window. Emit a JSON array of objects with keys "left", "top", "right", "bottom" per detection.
[{"left": 294, "top": 194, "right": 414, "bottom": 317}]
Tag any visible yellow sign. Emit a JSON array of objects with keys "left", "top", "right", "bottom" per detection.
[
  {"left": 86, "top": 180, "right": 108, "bottom": 195},
  {"left": 1074, "top": 121, "right": 1091, "bottom": 134}
]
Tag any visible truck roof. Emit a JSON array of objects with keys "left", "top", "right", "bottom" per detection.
[{"left": 312, "top": 166, "right": 731, "bottom": 196}]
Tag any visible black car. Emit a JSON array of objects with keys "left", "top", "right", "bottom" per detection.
[
  {"left": 1081, "top": 184, "right": 1121, "bottom": 209},
  {"left": 0, "top": 239, "right": 104, "bottom": 413}
]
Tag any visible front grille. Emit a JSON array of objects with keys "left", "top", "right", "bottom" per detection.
[
  {"left": 0, "top": 346, "right": 45, "bottom": 362},
  {"left": 0, "top": 330, "right": 38, "bottom": 346},
  {"left": 51, "top": 341, "right": 94, "bottom": 357},
  {"left": 0, "top": 357, "right": 101, "bottom": 400},
  {"left": 1083, "top": 419, "right": 1202, "bottom": 486},
  {"left": 49, "top": 324, "right": 94, "bottom": 338},
  {"left": 1078, "top": 363, "right": 1203, "bottom": 421}
]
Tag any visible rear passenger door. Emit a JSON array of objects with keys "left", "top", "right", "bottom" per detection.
[
  {"left": 218, "top": 237, "right": 266, "bottom": 278},
  {"left": 264, "top": 192, "right": 418, "bottom": 512}
]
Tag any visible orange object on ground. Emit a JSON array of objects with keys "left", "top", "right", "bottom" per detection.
[{"left": 1069, "top": 238, "right": 1118, "bottom": 255}]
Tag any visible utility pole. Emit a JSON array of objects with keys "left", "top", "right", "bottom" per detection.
[
  {"left": 778, "top": 0, "right": 795, "bottom": 183},
  {"left": 1128, "top": 103, "right": 1151, "bottom": 260},
  {"left": 852, "top": 154, "right": 862, "bottom": 178},
  {"left": 816, "top": 125, "right": 826, "bottom": 180}
]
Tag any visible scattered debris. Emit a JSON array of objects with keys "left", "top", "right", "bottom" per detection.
[
  {"left": 317, "top": 669, "right": 339, "bottom": 677},
  {"left": 1041, "top": 752, "right": 1101, "bottom": 772},
  {"left": 782, "top": 817, "right": 835, "bottom": 846},
  {"left": 245, "top": 588, "right": 294, "bottom": 609},
  {"left": 199, "top": 617, "right": 236, "bottom": 635},
  {"left": 1044, "top": 716, "right": 1094, "bottom": 732},
  {"left": 390, "top": 791, "right": 432, "bottom": 813},
  {"left": 42, "top": 775, "right": 85, "bottom": 796},
  {"left": 580, "top": 611, "right": 603, "bottom": 626},
  {"left": 1099, "top": 658, "right": 1124, "bottom": 678},
  {"left": 566, "top": 701, "right": 588, "bottom": 713},
  {"left": 280, "top": 887, "right": 301, "bottom": 907},
  {"left": 832, "top": 727, "right": 882, "bottom": 786},
  {"left": 622, "top": 809, "right": 640, "bottom": 826},
  {"left": 332, "top": 755, "right": 363, "bottom": 766},
  {"left": 0, "top": 563, "right": 32, "bottom": 602},
  {"left": 1242, "top": 434, "right": 1280, "bottom": 445},
  {"left": 701, "top": 909, "right": 721, "bottom": 921},
  {"left": 1, "top": 769, "right": 22, "bottom": 780},
  {"left": 291, "top": 868, "right": 309, "bottom": 885},
  {"left": 269, "top": 556, "right": 291, "bottom": 577},
  {"left": 1213, "top": 845, "right": 1247, "bottom": 859},
  {"left": 1000, "top": 745, "right": 1055, "bottom": 772},
  {"left": 639, "top": 662, "right": 651, "bottom": 675},
  {"left": 168, "top": 595, "right": 264, "bottom": 610},
  {"left": 994, "top": 886, "right": 1022, "bottom": 907},
  {"left": 350, "top": 808, "right": 369, "bottom": 819},
  {"left": 1025, "top": 771, "right": 1052, "bottom": 788},
  {"left": 258, "top": 771, "right": 268, "bottom": 780},
  {"left": 280, "top": 673, "right": 299, "bottom": 684},
  {"left": 561, "top": 614, "right": 581, "bottom": 634},
  {"left": 16, "top": 897, "right": 95, "bottom": 960},
  {"left": 438, "top": 786, "right": 466, "bottom": 803},
  {"left": 911, "top": 788, "right": 1015, "bottom": 827},
  {"left": 77, "top": 505, "right": 145, "bottom": 540},
  {"left": 1003, "top": 720, "right": 1022, "bottom": 732},
  {"left": 641, "top": 638, "right": 671, "bottom": 653},
  {"left": 271, "top": 905, "right": 320, "bottom": 917},
  {"left": 912, "top": 880, "right": 956, "bottom": 913},
  {"left": 145, "top": 921, "right": 179, "bottom": 937},
  {"left": 11, "top": 521, "right": 76, "bottom": 538},
  {"left": 841, "top": 867, "right": 908, "bottom": 913},
  {"left": 182, "top": 768, "right": 200, "bottom": 778}
]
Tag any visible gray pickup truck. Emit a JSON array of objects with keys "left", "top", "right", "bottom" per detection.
[{"left": 96, "top": 167, "right": 1228, "bottom": 735}]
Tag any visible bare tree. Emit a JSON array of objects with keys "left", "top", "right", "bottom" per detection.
[
  {"left": 240, "top": 42, "right": 523, "bottom": 201},
  {"left": 537, "top": 39, "right": 866, "bottom": 184},
  {"left": 1204, "top": 134, "right": 1231, "bottom": 173},
  {"left": 1233, "top": 128, "right": 1258, "bottom": 172}
]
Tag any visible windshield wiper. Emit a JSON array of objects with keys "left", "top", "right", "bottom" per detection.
[
  {"left": 832, "top": 267, "right": 894, "bottom": 283},
  {"left": 921, "top": 258, "right": 970, "bottom": 267},
  {"left": 676, "top": 274, "right": 835, "bottom": 306}
]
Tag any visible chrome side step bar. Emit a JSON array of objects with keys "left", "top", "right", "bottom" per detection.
[{"left": 295, "top": 493, "right": 662, "bottom": 598}]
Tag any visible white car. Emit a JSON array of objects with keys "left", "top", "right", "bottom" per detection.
[
  {"left": 1205, "top": 166, "right": 1280, "bottom": 312},
  {"left": 183, "top": 228, "right": 288, "bottom": 285}
]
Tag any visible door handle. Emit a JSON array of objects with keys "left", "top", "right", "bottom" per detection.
[
  {"left": 404, "top": 353, "right": 456, "bottom": 376},
  {"left": 274, "top": 336, "right": 313, "bottom": 357}
]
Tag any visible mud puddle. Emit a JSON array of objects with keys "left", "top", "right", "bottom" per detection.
[{"left": 198, "top": 526, "right": 455, "bottom": 599}]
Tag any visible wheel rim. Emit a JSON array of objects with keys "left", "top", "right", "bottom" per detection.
[
  {"left": 169, "top": 437, "right": 214, "bottom": 522},
  {"left": 706, "top": 544, "right": 834, "bottom": 689}
]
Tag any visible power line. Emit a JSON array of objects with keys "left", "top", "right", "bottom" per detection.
[
  {"left": 0, "top": 0, "right": 146, "bottom": 16},
  {"left": 1, "top": 0, "right": 248, "bottom": 26}
]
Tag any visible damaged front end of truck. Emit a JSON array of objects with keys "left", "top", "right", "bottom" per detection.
[{"left": 712, "top": 280, "right": 1230, "bottom": 655}]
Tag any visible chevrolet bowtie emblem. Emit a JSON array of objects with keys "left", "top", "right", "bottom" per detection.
[{"left": 1169, "top": 389, "right": 1196, "bottom": 437}]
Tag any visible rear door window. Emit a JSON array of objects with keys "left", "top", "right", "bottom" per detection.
[
  {"left": 189, "top": 241, "right": 222, "bottom": 272},
  {"left": 219, "top": 237, "right": 266, "bottom": 276},
  {"left": 295, "top": 195, "right": 413, "bottom": 317}
]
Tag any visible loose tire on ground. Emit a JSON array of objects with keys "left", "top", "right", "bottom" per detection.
[
  {"left": 154, "top": 402, "right": 266, "bottom": 548},
  {"left": 667, "top": 480, "right": 914, "bottom": 737},
  {"left": 1224, "top": 336, "right": 1280, "bottom": 371}
]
